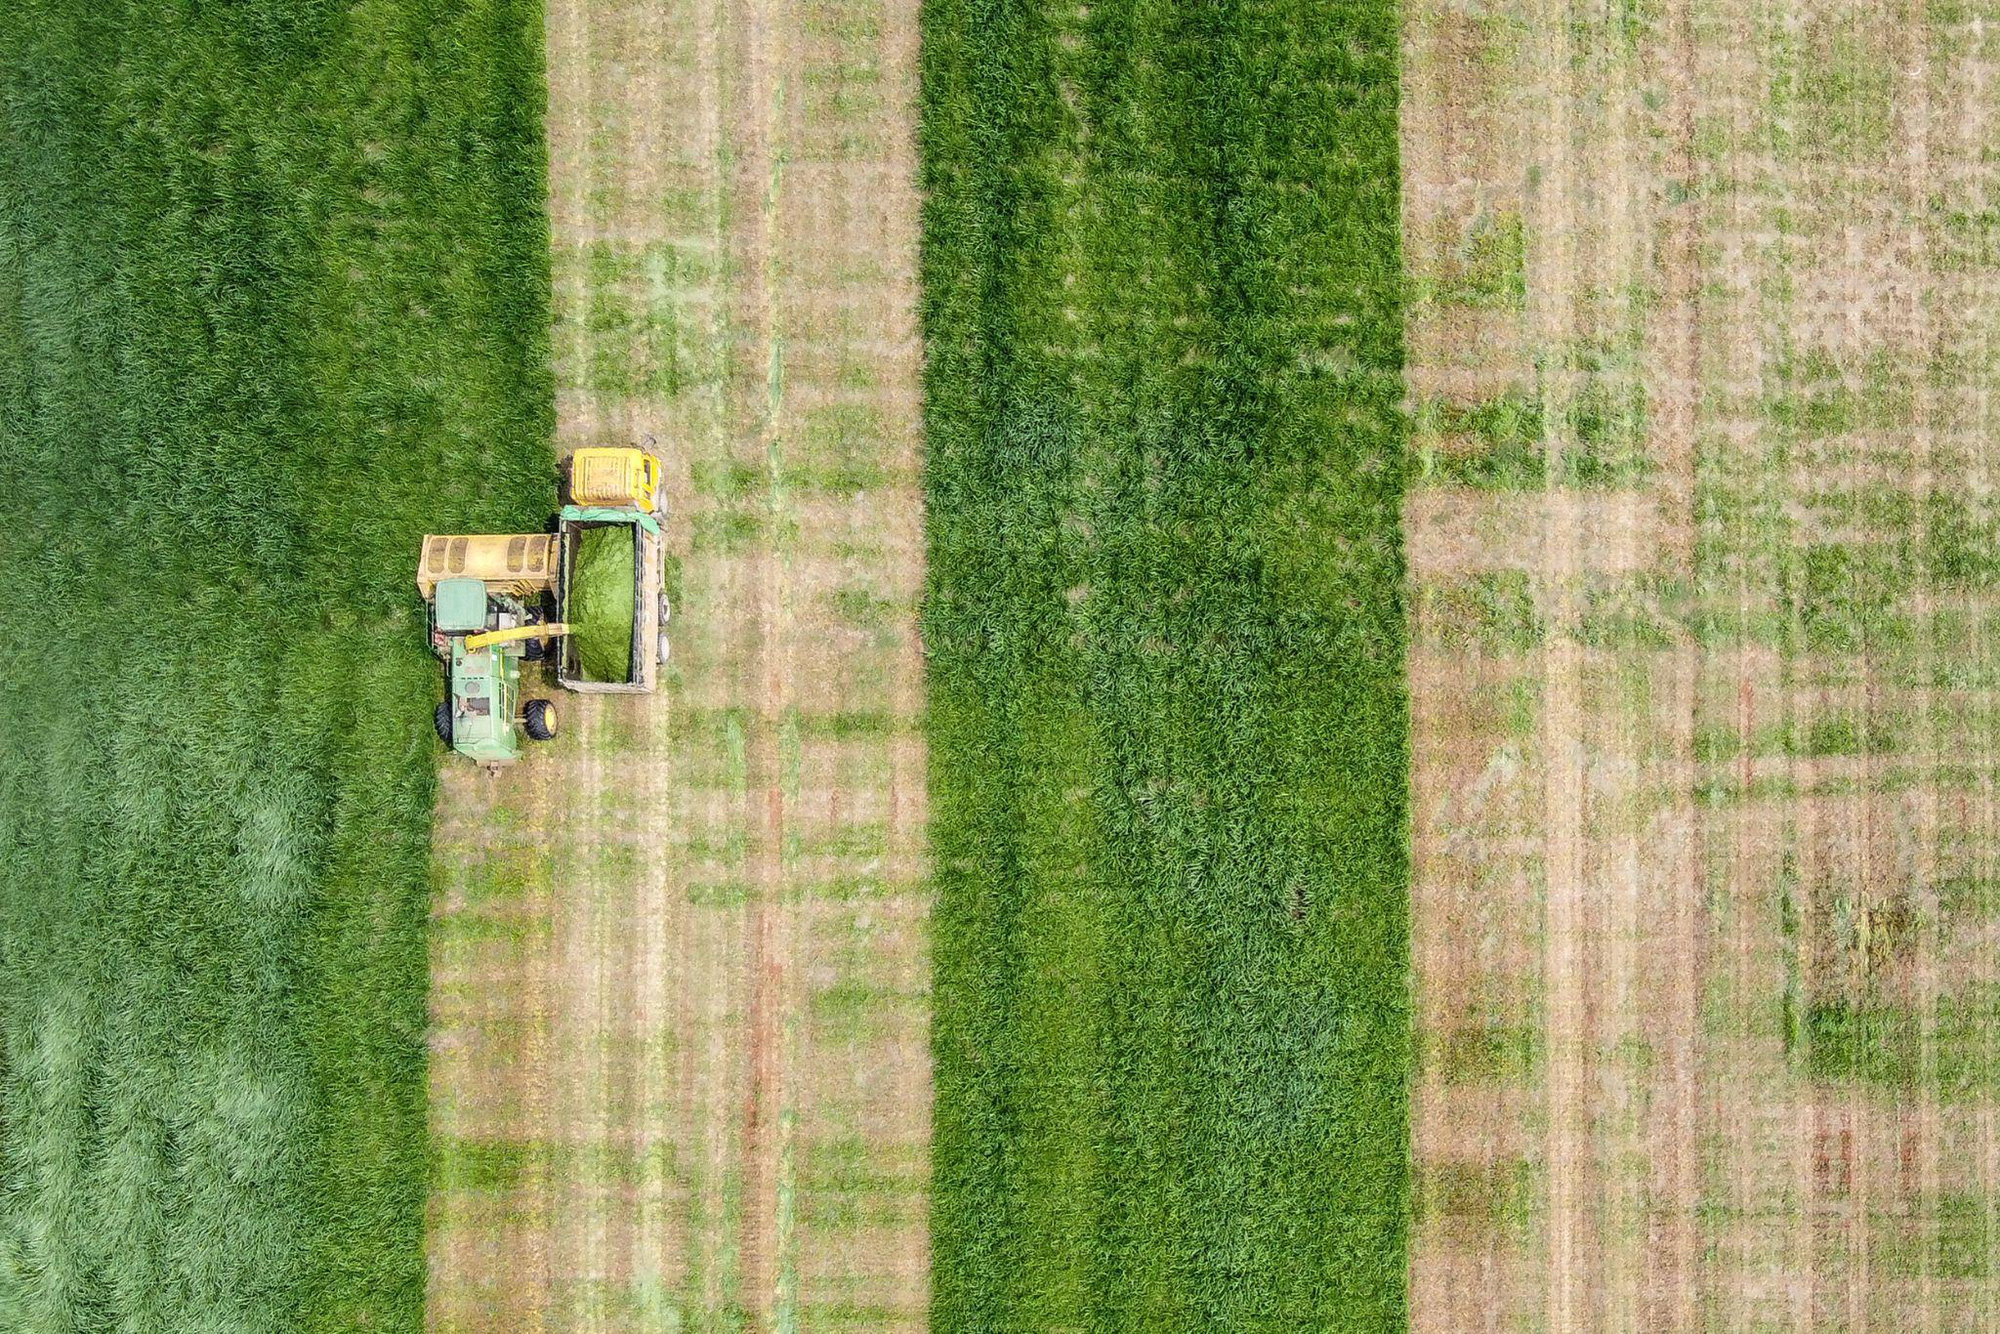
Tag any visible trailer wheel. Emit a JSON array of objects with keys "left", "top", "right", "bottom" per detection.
[
  {"left": 523, "top": 698, "right": 558, "bottom": 742},
  {"left": 657, "top": 632, "right": 671, "bottom": 666},
  {"left": 523, "top": 633, "right": 545, "bottom": 662},
  {"left": 434, "top": 700, "right": 453, "bottom": 745}
]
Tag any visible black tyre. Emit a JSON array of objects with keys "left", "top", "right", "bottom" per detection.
[
  {"left": 523, "top": 633, "right": 546, "bottom": 662},
  {"left": 434, "top": 700, "right": 453, "bottom": 745},
  {"left": 523, "top": 698, "right": 558, "bottom": 742}
]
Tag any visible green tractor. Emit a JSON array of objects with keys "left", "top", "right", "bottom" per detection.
[{"left": 424, "top": 572, "right": 563, "bottom": 766}]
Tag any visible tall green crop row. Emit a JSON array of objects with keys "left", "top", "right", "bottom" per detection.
[
  {"left": 0, "top": 1, "right": 551, "bottom": 1326},
  {"left": 922, "top": 0, "right": 1409, "bottom": 1327}
]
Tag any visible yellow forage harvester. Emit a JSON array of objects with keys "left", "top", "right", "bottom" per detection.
[{"left": 414, "top": 445, "right": 670, "bottom": 768}]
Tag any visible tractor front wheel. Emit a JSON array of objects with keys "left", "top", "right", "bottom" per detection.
[
  {"left": 434, "top": 700, "right": 453, "bottom": 745},
  {"left": 523, "top": 698, "right": 558, "bottom": 742}
]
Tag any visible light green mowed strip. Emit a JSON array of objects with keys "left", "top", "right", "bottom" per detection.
[
  {"left": 0, "top": 0, "right": 553, "bottom": 1327},
  {"left": 923, "top": 0, "right": 1409, "bottom": 1326}
]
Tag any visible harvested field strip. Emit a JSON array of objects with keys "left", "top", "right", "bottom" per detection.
[
  {"left": 922, "top": 0, "right": 1408, "bottom": 1325},
  {"left": 427, "top": 0, "right": 931, "bottom": 1325},
  {"left": 0, "top": 0, "right": 551, "bottom": 1328},
  {"left": 1406, "top": 0, "right": 2000, "bottom": 1325}
]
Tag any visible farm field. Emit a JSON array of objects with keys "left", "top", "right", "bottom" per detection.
[
  {"left": 922, "top": 0, "right": 1408, "bottom": 1325},
  {"left": 0, "top": 0, "right": 551, "bottom": 1329},
  {"left": 20, "top": 0, "right": 2000, "bottom": 1326},
  {"left": 1406, "top": 0, "right": 2000, "bottom": 1327},
  {"left": 424, "top": 0, "right": 931, "bottom": 1326}
]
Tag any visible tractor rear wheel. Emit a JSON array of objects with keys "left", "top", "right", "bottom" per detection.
[
  {"left": 523, "top": 698, "right": 558, "bottom": 741},
  {"left": 434, "top": 700, "right": 453, "bottom": 744}
]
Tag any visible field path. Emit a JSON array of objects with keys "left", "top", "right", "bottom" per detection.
[
  {"left": 1407, "top": 0, "right": 2000, "bottom": 1326},
  {"left": 426, "top": 0, "right": 930, "bottom": 1326}
]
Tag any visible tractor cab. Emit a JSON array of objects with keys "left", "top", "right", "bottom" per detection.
[{"left": 425, "top": 575, "right": 559, "bottom": 766}]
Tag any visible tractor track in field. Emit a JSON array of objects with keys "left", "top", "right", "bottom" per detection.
[
  {"left": 427, "top": 0, "right": 930, "bottom": 1326},
  {"left": 733, "top": 0, "right": 788, "bottom": 1301},
  {"left": 1641, "top": 0, "right": 1706, "bottom": 1317}
]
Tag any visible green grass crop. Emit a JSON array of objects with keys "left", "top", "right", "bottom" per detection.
[
  {"left": 0, "top": 0, "right": 552, "bottom": 1327},
  {"left": 921, "top": 0, "right": 1409, "bottom": 1327},
  {"left": 569, "top": 525, "right": 637, "bottom": 681}
]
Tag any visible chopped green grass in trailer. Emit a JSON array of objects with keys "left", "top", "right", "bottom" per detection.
[
  {"left": 921, "top": 0, "right": 1409, "bottom": 1326},
  {"left": 569, "top": 524, "right": 637, "bottom": 682},
  {"left": 0, "top": 0, "right": 553, "bottom": 1328}
]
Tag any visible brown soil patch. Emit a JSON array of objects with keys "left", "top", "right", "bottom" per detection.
[
  {"left": 426, "top": 0, "right": 928, "bottom": 1325},
  {"left": 1407, "top": 488, "right": 1671, "bottom": 577}
]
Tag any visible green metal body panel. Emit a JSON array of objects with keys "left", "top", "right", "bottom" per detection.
[
  {"left": 435, "top": 577, "right": 489, "bottom": 632},
  {"left": 424, "top": 576, "right": 529, "bottom": 764},
  {"left": 560, "top": 503, "right": 660, "bottom": 536},
  {"left": 447, "top": 638, "right": 522, "bottom": 764}
]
